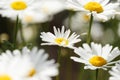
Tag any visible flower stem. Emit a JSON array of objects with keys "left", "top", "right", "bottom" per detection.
[
  {"left": 56, "top": 47, "right": 61, "bottom": 80},
  {"left": 96, "top": 69, "right": 99, "bottom": 80},
  {"left": 68, "top": 11, "right": 72, "bottom": 30},
  {"left": 13, "top": 15, "right": 19, "bottom": 49},
  {"left": 87, "top": 13, "right": 93, "bottom": 44},
  {"left": 19, "top": 20, "right": 26, "bottom": 46}
]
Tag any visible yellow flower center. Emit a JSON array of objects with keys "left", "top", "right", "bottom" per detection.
[
  {"left": 55, "top": 38, "right": 69, "bottom": 45},
  {"left": 0, "top": 75, "right": 11, "bottom": 80},
  {"left": 11, "top": 0, "right": 27, "bottom": 10},
  {"left": 89, "top": 56, "right": 107, "bottom": 67},
  {"left": 28, "top": 68, "right": 36, "bottom": 77},
  {"left": 84, "top": 2, "right": 103, "bottom": 13}
]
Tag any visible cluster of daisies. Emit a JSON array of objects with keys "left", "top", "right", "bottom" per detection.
[
  {"left": 0, "top": 0, "right": 119, "bottom": 23},
  {"left": 0, "top": 0, "right": 65, "bottom": 24},
  {"left": 0, "top": 0, "right": 120, "bottom": 80},
  {"left": 40, "top": 26, "right": 120, "bottom": 80}
]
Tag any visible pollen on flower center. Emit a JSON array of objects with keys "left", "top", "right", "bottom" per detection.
[
  {"left": 84, "top": 2, "right": 103, "bottom": 13},
  {"left": 89, "top": 56, "right": 107, "bottom": 67},
  {"left": 55, "top": 38, "right": 69, "bottom": 45},
  {"left": 11, "top": 1, "right": 27, "bottom": 10},
  {"left": 28, "top": 68, "right": 36, "bottom": 77},
  {"left": 0, "top": 74, "right": 11, "bottom": 80}
]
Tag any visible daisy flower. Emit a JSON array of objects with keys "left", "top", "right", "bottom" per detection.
[
  {"left": 0, "top": 50, "right": 32, "bottom": 80},
  {"left": 21, "top": 47, "right": 59, "bottom": 80},
  {"left": 40, "top": 26, "right": 81, "bottom": 49},
  {"left": 0, "top": 47, "right": 58, "bottom": 80},
  {"left": 0, "top": 0, "right": 35, "bottom": 18},
  {"left": 109, "top": 62, "right": 120, "bottom": 80},
  {"left": 19, "top": 11, "right": 50, "bottom": 25},
  {"left": 0, "top": 0, "right": 65, "bottom": 24},
  {"left": 37, "top": 0, "right": 65, "bottom": 16},
  {"left": 71, "top": 42, "right": 120, "bottom": 70},
  {"left": 18, "top": 0, "right": 65, "bottom": 24},
  {"left": 66, "top": 0, "right": 120, "bottom": 21}
]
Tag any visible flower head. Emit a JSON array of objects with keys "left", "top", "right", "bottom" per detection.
[
  {"left": 71, "top": 42, "right": 120, "bottom": 70},
  {"left": 21, "top": 0, "right": 65, "bottom": 24},
  {"left": 0, "top": 0, "right": 65, "bottom": 24},
  {"left": 0, "top": 49, "right": 32, "bottom": 80},
  {"left": 22, "top": 47, "right": 58, "bottom": 80},
  {"left": 66, "top": 0, "right": 120, "bottom": 21},
  {"left": 19, "top": 11, "right": 50, "bottom": 25},
  {"left": 40, "top": 26, "right": 81, "bottom": 49},
  {"left": 0, "top": 47, "right": 58, "bottom": 80},
  {"left": 0, "top": 0, "right": 33, "bottom": 17},
  {"left": 38, "top": 0, "right": 65, "bottom": 15}
]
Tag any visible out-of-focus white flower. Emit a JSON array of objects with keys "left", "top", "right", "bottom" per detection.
[
  {"left": 19, "top": 11, "right": 51, "bottom": 24},
  {"left": 0, "top": 0, "right": 35, "bottom": 18},
  {"left": 40, "top": 26, "right": 81, "bottom": 49},
  {"left": 35, "top": 0, "right": 65, "bottom": 16},
  {"left": 0, "top": 0, "right": 66, "bottom": 24},
  {"left": 22, "top": 47, "right": 58, "bottom": 80},
  {"left": 19, "top": 0, "right": 65, "bottom": 24},
  {"left": 64, "top": 12, "right": 89, "bottom": 32},
  {"left": 66, "top": 0, "right": 120, "bottom": 21},
  {"left": 109, "top": 62, "right": 120, "bottom": 80},
  {"left": 0, "top": 0, "right": 50, "bottom": 24},
  {"left": 71, "top": 42, "right": 120, "bottom": 70},
  {"left": 0, "top": 50, "right": 32, "bottom": 80},
  {"left": 91, "top": 23, "right": 104, "bottom": 41},
  {"left": 17, "top": 25, "right": 38, "bottom": 43},
  {"left": 64, "top": 12, "right": 104, "bottom": 41},
  {"left": 0, "top": 47, "right": 58, "bottom": 80}
]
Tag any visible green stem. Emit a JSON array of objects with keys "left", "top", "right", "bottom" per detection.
[
  {"left": 96, "top": 69, "right": 99, "bottom": 80},
  {"left": 78, "top": 64, "right": 84, "bottom": 80},
  {"left": 19, "top": 21, "right": 26, "bottom": 46},
  {"left": 66, "top": 50, "right": 72, "bottom": 80},
  {"left": 87, "top": 13, "right": 93, "bottom": 44},
  {"left": 68, "top": 11, "right": 72, "bottom": 30},
  {"left": 56, "top": 47, "right": 61, "bottom": 80},
  {"left": 13, "top": 15, "right": 19, "bottom": 49}
]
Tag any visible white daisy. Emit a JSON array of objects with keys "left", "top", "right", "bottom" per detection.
[
  {"left": 21, "top": 47, "right": 58, "bottom": 80},
  {"left": 19, "top": 11, "right": 50, "bottom": 24},
  {"left": 17, "top": 25, "right": 38, "bottom": 43},
  {"left": 66, "top": 0, "right": 120, "bottom": 21},
  {"left": 0, "top": 0, "right": 35, "bottom": 19},
  {"left": 0, "top": 49, "right": 32, "bottom": 80},
  {"left": 18, "top": 0, "right": 65, "bottom": 24},
  {"left": 37, "top": 0, "right": 65, "bottom": 16},
  {"left": 40, "top": 26, "right": 81, "bottom": 49},
  {"left": 0, "top": 47, "right": 58, "bottom": 80},
  {"left": 71, "top": 42, "right": 120, "bottom": 70},
  {"left": 109, "top": 62, "right": 120, "bottom": 80}
]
